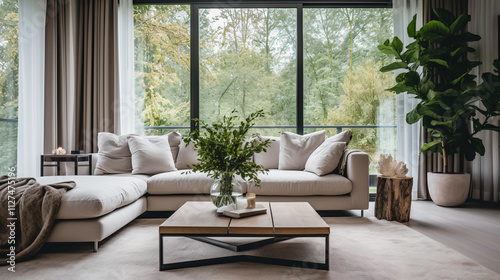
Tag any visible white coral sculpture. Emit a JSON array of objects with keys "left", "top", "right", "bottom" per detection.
[
  {"left": 394, "top": 161, "right": 408, "bottom": 178},
  {"left": 376, "top": 154, "right": 409, "bottom": 178},
  {"left": 376, "top": 154, "right": 396, "bottom": 177}
]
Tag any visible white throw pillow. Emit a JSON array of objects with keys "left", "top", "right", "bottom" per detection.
[
  {"left": 128, "top": 135, "right": 177, "bottom": 175},
  {"left": 253, "top": 136, "right": 280, "bottom": 169},
  {"left": 278, "top": 130, "right": 326, "bottom": 170},
  {"left": 175, "top": 141, "right": 199, "bottom": 170},
  {"left": 305, "top": 142, "right": 346, "bottom": 176},
  {"left": 95, "top": 132, "right": 136, "bottom": 175}
]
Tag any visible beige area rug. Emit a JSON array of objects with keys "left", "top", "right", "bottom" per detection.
[{"left": 2, "top": 217, "right": 498, "bottom": 280}]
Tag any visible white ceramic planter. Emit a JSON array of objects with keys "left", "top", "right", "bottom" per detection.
[{"left": 427, "top": 172, "right": 471, "bottom": 207}]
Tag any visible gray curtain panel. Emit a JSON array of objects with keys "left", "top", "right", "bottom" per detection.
[
  {"left": 44, "top": 0, "right": 78, "bottom": 156},
  {"left": 417, "top": 0, "right": 468, "bottom": 199},
  {"left": 75, "top": 0, "right": 120, "bottom": 153},
  {"left": 44, "top": 0, "right": 120, "bottom": 155}
]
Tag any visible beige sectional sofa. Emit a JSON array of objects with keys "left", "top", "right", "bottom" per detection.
[{"left": 37, "top": 132, "right": 369, "bottom": 251}]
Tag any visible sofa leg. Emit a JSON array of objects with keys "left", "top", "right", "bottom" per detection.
[
  {"left": 93, "top": 241, "right": 99, "bottom": 252},
  {"left": 361, "top": 210, "right": 364, "bottom": 217}
]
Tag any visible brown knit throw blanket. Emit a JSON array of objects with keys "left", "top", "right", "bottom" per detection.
[{"left": 0, "top": 176, "right": 75, "bottom": 265}]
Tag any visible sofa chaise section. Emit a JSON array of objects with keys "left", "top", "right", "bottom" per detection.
[{"left": 36, "top": 174, "right": 148, "bottom": 251}]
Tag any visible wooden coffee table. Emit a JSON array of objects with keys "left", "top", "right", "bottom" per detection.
[{"left": 159, "top": 201, "right": 330, "bottom": 270}]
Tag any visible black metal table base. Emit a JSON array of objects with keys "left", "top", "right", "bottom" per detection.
[{"left": 159, "top": 235, "right": 329, "bottom": 271}]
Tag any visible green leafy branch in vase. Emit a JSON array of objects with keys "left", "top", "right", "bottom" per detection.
[{"left": 185, "top": 110, "right": 271, "bottom": 205}]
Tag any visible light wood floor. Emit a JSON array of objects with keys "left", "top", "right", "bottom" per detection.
[{"left": 360, "top": 200, "right": 500, "bottom": 274}]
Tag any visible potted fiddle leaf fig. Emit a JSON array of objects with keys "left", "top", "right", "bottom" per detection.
[{"left": 378, "top": 9, "right": 500, "bottom": 206}]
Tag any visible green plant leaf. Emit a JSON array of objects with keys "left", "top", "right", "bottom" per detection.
[
  {"left": 433, "top": 8, "right": 456, "bottom": 26},
  {"left": 396, "top": 72, "right": 406, "bottom": 83},
  {"left": 380, "top": 62, "right": 408, "bottom": 72},
  {"left": 471, "top": 138, "right": 485, "bottom": 157},
  {"left": 426, "top": 89, "right": 438, "bottom": 100},
  {"left": 451, "top": 73, "right": 467, "bottom": 85},
  {"left": 428, "top": 59, "right": 449, "bottom": 68},
  {"left": 406, "top": 41, "right": 418, "bottom": 50},
  {"left": 406, "top": 105, "right": 422, "bottom": 124},
  {"left": 418, "top": 20, "right": 450, "bottom": 43},
  {"left": 407, "top": 14, "right": 417, "bottom": 37},
  {"left": 420, "top": 80, "right": 435, "bottom": 96},
  {"left": 404, "top": 71, "right": 420, "bottom": 86},
  {"left": 387, "top": 83, "right": 413, "bottom": 94},
  {"left": 457, "top": 32, "right": 481, "bottom": 42},
  {"left": 392, "top": 36, "right": 404, "bottom": 54},
  {"left": 450, "top": 47, "right": 467, "bottom": 57},
  {"left": 378, "top": 39, "right": 400, "bottom": 56},
  {"left": 421, "top": 139, "right": 441, "bottom": 152},
  {"left": 450, "top": 14, "right": 471, "bottom": 34}
]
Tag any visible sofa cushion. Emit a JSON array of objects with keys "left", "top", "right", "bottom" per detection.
[
  {"left": 279, "top": 130, "right": 326, "bottom": 170},
  {"left": 253, "top": 136, "right": 280, "bottom": 169},
  {"left": 305, "top": 142, "right": 346, "bottom": 176},
  {"left": 128, "top": 135, "right": 177, "bottom": 175},
  {"left": 36, "top": 175, "right": 148, "bottom": 219},
  {"left": 175, "top": 142, "right": 199, "bottom": 170},
  {"left": 147, "top": 170, "right": 249, "bottom": 195},
  {"left": 147, "top": 170, "right": 213, "bottom": 194},
  {"left": 95, "top": 132, "right": 135, "bottom": 175},
  {"left": 247, "top": 170, "right": 352, "bottom": 196}
]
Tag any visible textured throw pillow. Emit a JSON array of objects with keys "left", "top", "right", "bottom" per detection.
[
  {"left": 328, "top": 130, "right": 353, "bottom": 145},
  {"left": 128, "top": 135, "right": 177, "bottom": 175},
  {"left": 278, "top": 130, "right": 326, "bottom": 170},
  {"left": 305, "top": 142, "right": 346, "bottom": 176},
  {"left": 175, "top": 141, "right": 199, "bottom": 170},
  {"left": 253, "top": 136, "right": 280, "bottom": 169},
  {"left": 167, "top": 131, "right": 182, "bottom": 162},
  {"left": 95, "top": 132, "right": 136, "bottom": 175}
]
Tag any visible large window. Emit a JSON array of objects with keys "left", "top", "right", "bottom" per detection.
[
  {"left": 134, "top": 4, "right": 191, "bottom": 136},
  {"left": 133, "top": 1, "right": 395, "bottom": 173},
  {"left": 303, "top": 8, "right": 396, "bottom": 173},
  {"left": 199, "top": 8, "right": 296, "bottom": 136},
  {"left": 0, "top": 0, "right": 19, "bottom": 173}
]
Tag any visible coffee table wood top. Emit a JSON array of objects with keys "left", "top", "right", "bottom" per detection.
[{"left": 159, "top": 201, "right": 330, "bottom": 235}]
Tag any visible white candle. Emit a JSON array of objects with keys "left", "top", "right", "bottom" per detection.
[{"left": 246, "top": 193, "right": 256, "bottom": 209}]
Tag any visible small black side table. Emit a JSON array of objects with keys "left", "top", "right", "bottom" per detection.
[{"left": 40, "top": 154, "right": 92, "bottom": 176}]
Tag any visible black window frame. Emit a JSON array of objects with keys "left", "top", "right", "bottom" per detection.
[{"left": 132, "top": 0, "right": 393, "bottom": 133}]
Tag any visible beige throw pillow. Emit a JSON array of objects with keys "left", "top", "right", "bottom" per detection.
[
  {"left": 95, "top": 132, "right": 136, "bottom": 175},
  {"left": 278, "top": 130, "right": 326, "bottom": 170},
  {"left": 175, "top": 141, "right": 200, "bottom": 170},
  {"left": 253, "top": 136, "right": 280, "bottom": 169},
  {"left": 328, "top": 130, "right": 353, "bottom": 145},
  {"left": 305, "top": 142, "right": 346, "bottom": 176},
  {"left": 128, "top": 135, "right": 177, "bottom": 175}
]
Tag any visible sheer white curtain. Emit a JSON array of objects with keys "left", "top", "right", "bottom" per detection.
[
  {"left": 18, "top": 0, "right": 47, "bottom": 177},
  {"left": 468, "top": 0, "right": 500, "bottom": 202},
  {"left": 118, "top": 0, "right": 136, "bottom": 135},
  {"left": 393, "top": 0, "right": 423, "bottom": 199}
]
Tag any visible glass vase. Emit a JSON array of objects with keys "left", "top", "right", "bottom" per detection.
[{"left": 210, "top": 173, "right": 243, "bottom": 214}]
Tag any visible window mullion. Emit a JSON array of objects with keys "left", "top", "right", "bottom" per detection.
[
  {"left": 190, "top": 4, "right": 200, "bottom": 131},
  {"left": 296, "top": 4, "right": 304, "bottom": 135}
]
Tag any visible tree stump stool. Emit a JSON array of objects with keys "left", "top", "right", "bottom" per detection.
[{"left": 375, "top": 176, "right": 413, "bottom": 222}]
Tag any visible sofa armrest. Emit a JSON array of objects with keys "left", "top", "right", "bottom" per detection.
[
  {"left": 91, "top": 153, "right": 99, "bottom": 175},
  {"left": 346, "top": 151, "right": 369, "bottom": 210}
]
